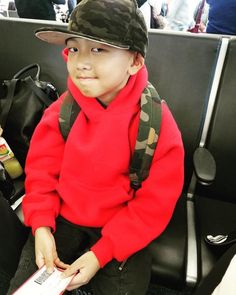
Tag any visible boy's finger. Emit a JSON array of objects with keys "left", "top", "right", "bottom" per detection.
[
  {"left": 61, "top": 262, "right": 79, "bottom": 278},
  {"left": 54, "top": 257, "right": 69, "bottom": 269},
  {"left": 45, "top": 254, "right": 54, "bottom": 273}
]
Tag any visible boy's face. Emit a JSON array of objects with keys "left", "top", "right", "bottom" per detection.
[{"left": 66, "top": 38, "right": 140, "bottom": 105}]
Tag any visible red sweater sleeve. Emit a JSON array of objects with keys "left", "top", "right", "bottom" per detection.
[
  {"left": 91, "top": 103, "right": 184, "bottom": 267},
  {"left": 23, "top": 94, "right": 65, "bottom": 233}
]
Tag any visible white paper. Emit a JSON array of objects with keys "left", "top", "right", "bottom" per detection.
[{"left": 13, "top": 265, "right": 74, "bottom": 295}]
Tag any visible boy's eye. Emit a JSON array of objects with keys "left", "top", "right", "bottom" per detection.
[
  {"left": 91, "top": 48, "right": 104, "bottom": 53},
  {"left": 68, "top": 47, "right": 78, "bottom": 53}
]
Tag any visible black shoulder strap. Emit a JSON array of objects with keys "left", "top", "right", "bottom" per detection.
[
  {"left": 59, "top": 91, "right": 81, "bottom": 141},
  {"left": 59, "top": 83, "right": 162, "bottom": 189}
]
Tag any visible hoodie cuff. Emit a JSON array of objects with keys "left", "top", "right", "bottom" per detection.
[
  {"left": 91, "top": 236, "right": 114, "bottom": 268},
  {"left": 27, "top": 213, "right": 56, "bottom": 235}
]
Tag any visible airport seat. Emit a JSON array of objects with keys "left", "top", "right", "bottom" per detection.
[
  {"left": 146, "top": 31, "right": 223, "bottom": 290},
  {"left": 193, "top": 37, "right": 236, "bottom": 284}
]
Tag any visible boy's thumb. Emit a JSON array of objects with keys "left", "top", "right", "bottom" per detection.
[{"left": 45, "top": 255, "right": 54, "bottom": 274}]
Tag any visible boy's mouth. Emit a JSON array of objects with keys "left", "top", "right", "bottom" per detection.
[{"left": 77, "top": 76, "right": 97, "bottom": 80}]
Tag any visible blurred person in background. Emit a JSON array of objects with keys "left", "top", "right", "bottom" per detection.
[
  {"left": 193, "top": 0, "right": 209, "bottom": 33},
  {"left": 206, "top": 0, "right": 236, "bottom": 35},
  {"left": 165, "top": 0, "right": 196, "bottom": 31},
  {"left": 14, "top": 0, "right": 65, "bottom": 20},
  {"left": 68, "top": 0, "right": 76, "bottom": 16},
  {"left": 138, "top": 0, "right": 167, "bottom": 29},
  {"left": 188, "top": 0, "right": 209, "bottom": 33}
]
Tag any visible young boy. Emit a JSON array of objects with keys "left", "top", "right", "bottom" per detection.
[{"left": 8, "top": 0, "right": 184, "bottom": 294}]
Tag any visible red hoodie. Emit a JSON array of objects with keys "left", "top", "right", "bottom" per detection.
[{"left": 23, "top": 65, "right": 184, "bottom": 268}]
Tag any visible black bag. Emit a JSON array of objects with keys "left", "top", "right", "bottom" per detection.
[
  {"left": 0, "top": 193, "right": 29, "bottom": 292},
  {"left": 0, "top": 64, "right": 58, "bottom": 167}
]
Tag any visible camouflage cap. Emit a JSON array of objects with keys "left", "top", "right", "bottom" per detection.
[{"left": 35, "top": 0, "right": 148, "bottom": 57}]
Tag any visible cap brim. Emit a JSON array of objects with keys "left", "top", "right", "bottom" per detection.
[{"left": 35, "top": 27, "right": 130, "bottom": 50}]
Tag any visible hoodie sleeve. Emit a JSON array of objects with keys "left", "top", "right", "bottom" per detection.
[
  {"left": 91, "top": 103, "right": 184, "bottom": 267},
  {"left": 22, "top": 94, "right": 66, "bottom": 233}
]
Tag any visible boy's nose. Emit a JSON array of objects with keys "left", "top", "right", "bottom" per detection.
[{"left": 76, "top": 54, "right": 92, "bottom": 70}]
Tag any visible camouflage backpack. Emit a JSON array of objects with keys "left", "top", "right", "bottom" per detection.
[{"left": 59, "top": 82, "right": 162, "bottom": 190}]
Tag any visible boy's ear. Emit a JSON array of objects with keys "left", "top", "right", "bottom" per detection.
[{"left": 128, "top": 53, "right": 145, "bottom": 75}]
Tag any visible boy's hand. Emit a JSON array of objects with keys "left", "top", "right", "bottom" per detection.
[
  {"left": 62, "top": 251, "right": 100, "bottom": 291},
  {"left": 35, "top": 227, "right": 68, "bottom": 273}
]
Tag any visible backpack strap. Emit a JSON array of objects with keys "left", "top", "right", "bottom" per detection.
[
  {"left": 59, "top": 91, "right": 81, "bottom": 141},
  {"left": 129, "top": 82, "right": 162, "bottom": 190}
]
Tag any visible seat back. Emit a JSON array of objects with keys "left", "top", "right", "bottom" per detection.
[
  {"left": 146, "top": 31, "right": 222, "bottom": 190},
  {"left": 197, "top": 37, "right": 236, "bottom": 202}
]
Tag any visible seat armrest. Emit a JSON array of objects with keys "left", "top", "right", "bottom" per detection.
[
  {"left": 11, "top": 196, "right": 24, "bottom": 224},
  {"left": 193, "top": 147, "right": 216, "bottom": 185},
  {"left": 186, "top": 197, "right": 198, "bottom": 288},
  {"left": 9, "top": 177, "right": 25, "bottom": 205}
]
